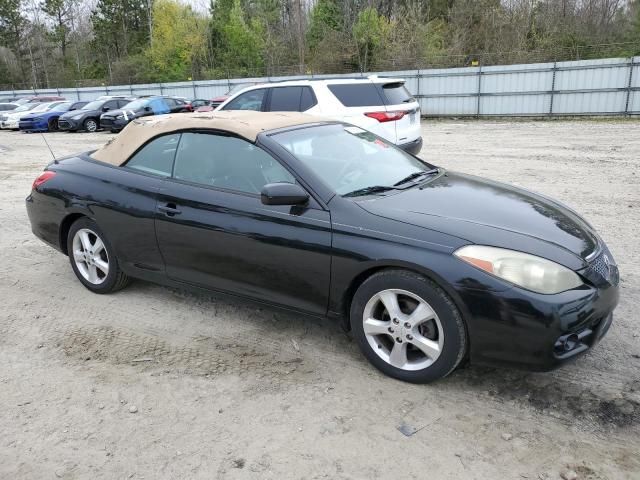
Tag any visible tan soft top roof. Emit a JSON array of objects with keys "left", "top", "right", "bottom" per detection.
[{"left": 91, "top": 110, "right": 329, "bottom": 166}]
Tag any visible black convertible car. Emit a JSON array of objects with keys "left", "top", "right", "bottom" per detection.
[{"left": 26, "top": 111, "right": 619, "bottom": 383}]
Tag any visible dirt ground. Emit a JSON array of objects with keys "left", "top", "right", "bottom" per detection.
[{"left": 0, "top": 120, "right": 638, "bottom": 480}]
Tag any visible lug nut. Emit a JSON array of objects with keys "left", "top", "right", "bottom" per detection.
[
  {"left": 395, "top": 337, "right": 402, "bottom": 343},
  {"left": 404, "top": 322, "right": 411, "bottom": 328},
  {"left": 388, "top": 327, "right": 394, "bottom": 333},
  {"left": 392, "top": 318, "right": 399, "bottom": 325},
  {"left": 406, "top": 334, "right": 413, "bottom": 340}
]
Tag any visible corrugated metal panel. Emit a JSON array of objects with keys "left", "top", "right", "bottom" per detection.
[{"left": 2, "top": 57, "right": 638, "bottom": 116}]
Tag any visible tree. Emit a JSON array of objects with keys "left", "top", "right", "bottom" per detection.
[
  {"left": 145, "top": 0, "right": 208, "bottom": 81},
  {"left": 0, "top": 0, "right": 25, "bottom": 82},
  {"left": 41, "top": 0, "right": 74, "bottom": 58},
  {"left": 218, "top": 0, "right": 264, "bottom": 76},
  {"left": 352, "top": 7, "right": 390, "bottom": 71}
]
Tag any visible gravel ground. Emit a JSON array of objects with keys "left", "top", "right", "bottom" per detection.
[{"left": 0, "top": 120, "right": 639, "bottom": 480}]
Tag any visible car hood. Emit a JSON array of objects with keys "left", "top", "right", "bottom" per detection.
[
  {"left": 356, "top": 171, "right": 599, "bottom": 268},
  {"left": 60, "top": 109, "right": 97, "bottom": 119}
]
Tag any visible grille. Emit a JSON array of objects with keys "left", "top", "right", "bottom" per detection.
[{"left": 587, "top": 249, "right": 619, "bottom": 286}]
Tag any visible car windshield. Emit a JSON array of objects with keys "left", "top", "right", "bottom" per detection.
[
  {"left": 51, "top": 102, "right": 71, "bottom": 112},
  {"left": 32, "top": 103, "right": 53, "bottom": 112},
  {"left": 14, "top": 98, "right": 30, "bottom": 105},
  {"left": 122, "top": 99, "right": 150, "bottom": 110},
  {"left": 14, "top": 103, "right": 33, "bottom": 112},
  {"left": 272, "top": 124, "right": 434, "bottom": 196},
  {"left": 82, "top": 100, "right": 104, "bottom": 110}
]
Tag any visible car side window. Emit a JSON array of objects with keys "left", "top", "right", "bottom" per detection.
[
  {"left": 117, "top": 99, "right": 129, "bottom": 108},
  {"left": 300, "top": 87, "right": 317, "bottom": 111},
  {"left": 125, "top": 133, "right": 180, "bottom": 177},
  {"left": 269, "top": 87, "right": 303, "bottom": 111},
  {"left": 103, "top": 100, "right": 117, "bottom": 110},
  {"left": 222, "top": 89, "right": 266, "bottom": 111},
  {"left": 173, "top": 132, "right": 295, "bottom": 195},
  {"left": 165, "top": 98, "right": 177, "bottom": 107}
]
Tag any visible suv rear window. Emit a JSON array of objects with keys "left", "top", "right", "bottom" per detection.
[
  {"left": 381, "top": 83, "right": 413, "bottom": 104},
  {"left": 327, "top": 84, "right": 385, "bottom": 107}
]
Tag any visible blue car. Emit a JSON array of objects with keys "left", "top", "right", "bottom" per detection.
[{"left": 19, "top": 101, "right": 82, "bottom": 132}]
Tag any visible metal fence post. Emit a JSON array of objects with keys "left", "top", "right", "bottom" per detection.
[
  {"left": 549, "top": 62, "right": 557, "bottom": 116},
  {"left": 625, "top": 57, "right": 634, "bottom": 116},
  {"left": 476, "top": 65, "right": 482, "bottom": 117},
  {"left": 192, "top": 81, "right": 197, "bottom": 99}
]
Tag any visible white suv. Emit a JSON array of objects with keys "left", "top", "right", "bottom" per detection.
[{"left": 216, "top": 76, "right": 422, "bottom": 155}]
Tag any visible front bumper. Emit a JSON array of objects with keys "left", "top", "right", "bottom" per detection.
[
  {"left": 398, "top": 137, "right": 423, "bottom": 156},
  {"left": 1, "top": 119, "right": 19, "bottom": 129},
  {"left": 100, "top": 116, "right": 128, "bottom": 131},
  {"left": 461, "top": 267, "right": 619, "bottom": 371},
  {"left": 19, "top": 119, "right": 48, "bottom": 131},
  {"left": 58, "top": 118, "right": 81, "bottom": 131}
]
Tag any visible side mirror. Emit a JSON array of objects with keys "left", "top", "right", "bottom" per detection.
[
  {"left": 261, "top": 183, "right": 309, "bottom": 206},
  {"left": 102, "top": 106, "right": 110, "bottom": 112},
  {"left": 144, "top": 106, "right": 152, "bottom": 112}
]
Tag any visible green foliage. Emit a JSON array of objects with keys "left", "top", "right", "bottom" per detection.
[
  {"left": 145, "top": 0, "right": 208, "bottom": 82},
  {"left": 216, "top": 0, "right": 264, "bottom": 76},
  {"left": 307, "top": 0, "right": 342, "bottom": 52},
  {"left": 352, "top": 7, "right": 391, "bottom": 71}
]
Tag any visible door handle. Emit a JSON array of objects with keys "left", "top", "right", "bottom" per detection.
[{"left": 158, "top": 203, "right": 182, "bottom": 216}]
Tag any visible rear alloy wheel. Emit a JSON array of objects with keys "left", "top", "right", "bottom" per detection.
[
  {"left": 48, "top": 118, "right": 59, "bottom": 131},
  {"left": 83, "top": 118, "right": 98, "bottom": 132},
  {"left": 67, "top": 218, "right": 130, "bottom": 293},
  {"left": 350, "top": 270, "right": 466, "bottom": 383}
]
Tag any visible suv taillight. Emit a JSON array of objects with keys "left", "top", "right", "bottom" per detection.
[
  {"left": 32, "top": 171, "right": 56, "bottom": 190},
  {"left": 364, "top": 111, "right": 406, "bottom": 122}
]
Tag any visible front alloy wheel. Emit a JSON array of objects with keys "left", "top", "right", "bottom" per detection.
[
  {"left": 350, "top": 270, "right": 467, "bottom": 383},
  {"left": 363, "top": 289, "right": 444, "bottom": 371}
]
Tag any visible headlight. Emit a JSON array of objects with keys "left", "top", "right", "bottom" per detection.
[
  {"left": 454, "top": 245, "right": 582, "bottom": 294},
  {"left": 71, "top": 114, "right": 84, "bottom": 120},
  {"left": 116, "top": 114, "right": 124, "bottom": 120}
]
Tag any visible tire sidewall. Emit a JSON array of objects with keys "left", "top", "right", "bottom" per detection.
[
  {"left": 350, "top": 270, "right": 466, "bottom": 383},
  {"left": 67, "top": 217, "right": 121, "bottom": 294}
]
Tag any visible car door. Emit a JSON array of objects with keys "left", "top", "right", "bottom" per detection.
[{"left": 154, "top": 131, "right": 332, "bottom": 315}]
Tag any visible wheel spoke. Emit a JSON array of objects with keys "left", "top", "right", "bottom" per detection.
[
  {"left": 94, "top": 258, "right": 109, "bottom": 275},
  {"left": 408, "top": 302, "right": 436, "bottom": 327},
  {"left": 379, "top": 291, "right": 402, "bottom": 320},
  {"left": 92, "top": 237, "right": 105, "bottom": 254},
  {"left": 409, "top": 333, "right": 440, "bottom": 359},
  {"left": 388, "top": 341, "right": 408, "bottom": 368},
  {"left": 363, "top": 318, "right": 391, "bottom": 336},
  {"left": 87, "top": 265, "right": 99, "bottom": 283},
  {"left": 79, "top": 231, "right": 92, "bottom": 251},
  {"left": 73, "top": 249, "right": 85, "bottom": 263}
]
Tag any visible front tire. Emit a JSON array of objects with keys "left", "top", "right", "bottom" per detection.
[
  {"left": 83, "top": 118, "right": 98, "bottom": 132},
  {"left": 350, "top": 269, "right": 467, "bottom": 383},
  {"left": 67, "top": 217, "right": 130, "bottom": 294},
  {"left": 48, "top": 118, "right": 59, "bottom": 131}
]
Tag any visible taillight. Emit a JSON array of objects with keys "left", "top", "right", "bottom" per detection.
[
  {"left": 364, "top": 111, "right": 406, "bottom": 122},
  {"left": 32, "top": 171, "right": 56, "bottom": 190}
]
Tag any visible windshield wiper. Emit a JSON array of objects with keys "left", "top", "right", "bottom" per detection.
[
  {"left": 343, "top": 185, "right": 397, "bottom": 198},
  {"left": 393, "top": 168, "right": 439, "bottom": 187}
]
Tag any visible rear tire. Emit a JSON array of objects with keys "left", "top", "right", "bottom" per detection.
[
  {"left": 48, "top": 118, "right": 58, "bottom": 131},
  {"left": 67, "top": 217, "right": 131, "bottom": 294},
  {"left": 350, "top": 269, "right": 467, "bottom": 383}
]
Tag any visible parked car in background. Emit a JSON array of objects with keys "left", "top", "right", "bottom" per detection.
[
  {"left": 100, "top": 96, "right": 190, "bottom": 132},
  {"left": 210, "top": 83, "right": 259, "bottom": 109},
  {"left": 59, "top": 97, "right": 133, "bottom": 132},
  {"left": 0, "top": 103, "right": 19, "bottom": 111},
  {"left": 69, "top": 101, "right": 89, "bottom": 111},
  {"left": 217, "top": 76, "right": 422, "bottom": 154},
  {"left": 18, "top": 102, "right": 79, "bottom": 132},
  {"left": 13, "top": 96, "right": 66, "bottom": 106},
  {"left": 190, "top": 99, "right": 211, "bottom": 109},
  {"left": 1, "top": 101, "right": 64, "bottom": 130}
]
